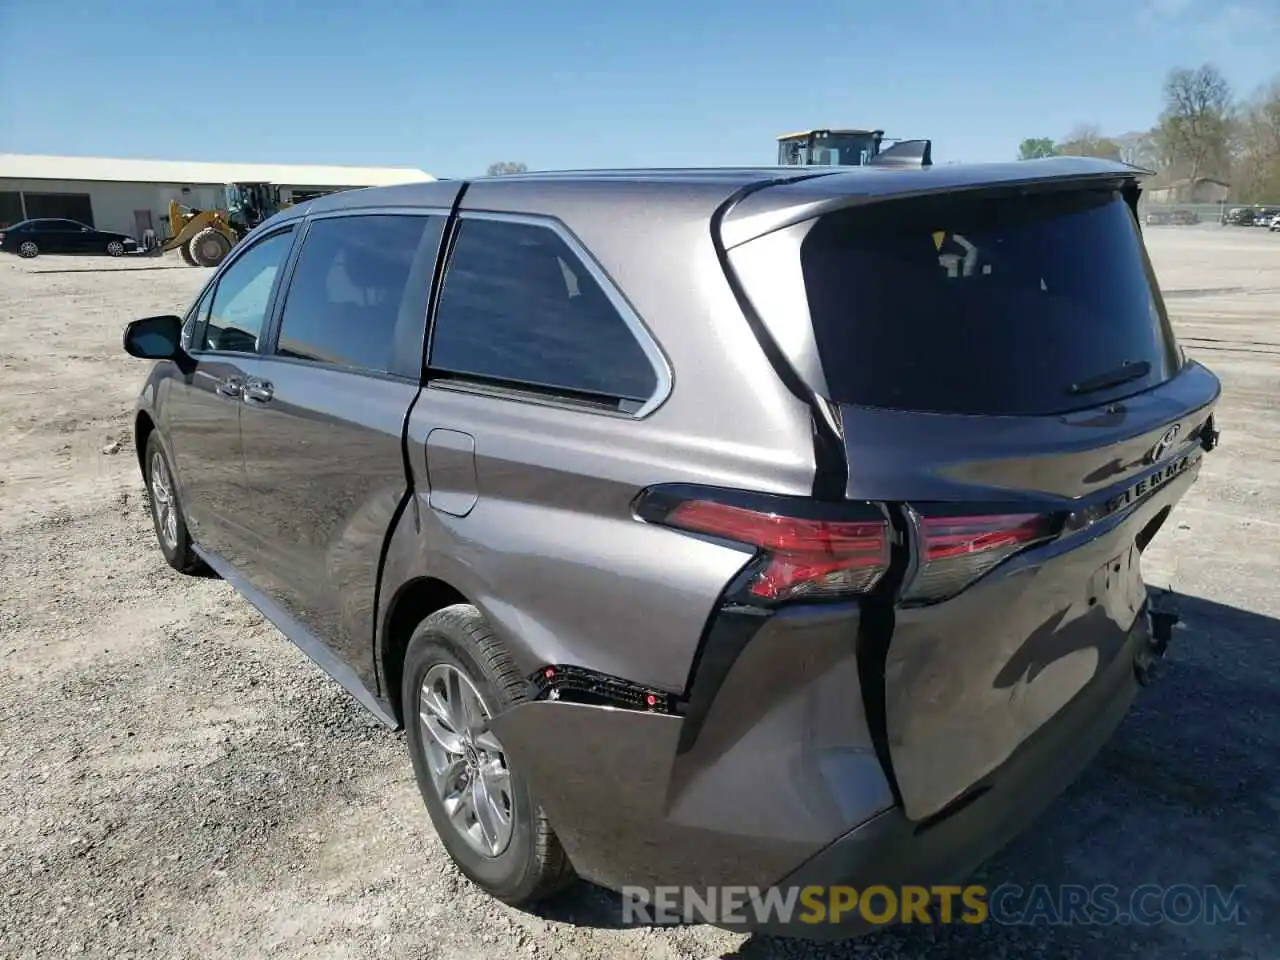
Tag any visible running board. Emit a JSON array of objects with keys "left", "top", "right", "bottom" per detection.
[{"left": 192, "top": 545, "right": 399, "bottom": 729}]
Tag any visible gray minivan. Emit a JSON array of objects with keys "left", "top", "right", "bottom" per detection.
[{"left": 124, "top": 159, "right": 1220, "bottom": 937}]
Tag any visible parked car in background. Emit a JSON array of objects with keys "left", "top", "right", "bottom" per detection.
[
  {"left": 1223, "top": 207, "right": 1256, "bottom": 226},
  {"left": 0, "top": 218, "right": 138, "bottom": 258},
  {"left": 1270, "top": 213, "right": 1280, "bottom": 232},
  {"left": 1254, "top": 206, "right": 1280, "bottom": 226},
  {"left": 1148, "top": 209, "right": 1201, "bottom": 226},
  {"left": 122, "top": 159, "right": 1220, "bottom": 938}
]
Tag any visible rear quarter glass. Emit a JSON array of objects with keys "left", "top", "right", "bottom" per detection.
[{"left": 801, "top": 187, "right": 1182, "bottom": 416}]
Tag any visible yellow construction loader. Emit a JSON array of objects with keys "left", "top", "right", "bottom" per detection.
[
  {"left": 776, "top": 128, "right": 933, "bottom": 167},
  {"left": 162, "top": 182, "right": 289, "bottom": 267}
]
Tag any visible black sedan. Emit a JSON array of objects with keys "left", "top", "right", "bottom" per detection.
[{"left": 0, "top": 218, "right": 138, "bottom": 259}]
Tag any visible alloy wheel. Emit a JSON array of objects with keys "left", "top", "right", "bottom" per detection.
[
  {"left": 149, "top": 451, "right": 178, "bottom": 550},
  {"left": 418, "top": 663, "right": 514, "bottom": 857}
]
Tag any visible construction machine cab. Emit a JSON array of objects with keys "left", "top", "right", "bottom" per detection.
[
  {"left": 223, "top": 182, "right": 283, "bottom": 232},
  {"left": 777, "top": 129, "right": 885, "bottom": 166}
]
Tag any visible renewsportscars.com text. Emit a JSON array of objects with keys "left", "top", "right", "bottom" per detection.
[{"left": 621, "top": 883, "right": 1246, "bottom": 928}]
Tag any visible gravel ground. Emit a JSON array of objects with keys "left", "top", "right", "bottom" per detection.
[{"left": 1, "top": 229, "right": 1278, "bottom": 960}]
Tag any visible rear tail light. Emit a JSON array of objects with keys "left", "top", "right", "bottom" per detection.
[
  {"left": 646, "top": 496, "right": 891, "bottom": 602},
  {"left": 902, "top": 510, "right": 1058, "bottom": 603},
  {"left": 638, "top": 486, "right": 1060, "bottom": 608}
]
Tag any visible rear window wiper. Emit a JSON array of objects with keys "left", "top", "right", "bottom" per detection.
[{"left": 1067, "top": 360, "right": 1151, "bottom": 397}]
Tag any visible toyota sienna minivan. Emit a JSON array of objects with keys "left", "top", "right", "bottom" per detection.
[{"left": 124, "top": 157, "right": 1220, "bottom": 937}]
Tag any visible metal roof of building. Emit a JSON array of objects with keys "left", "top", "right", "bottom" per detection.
[{"left": 0, "top": 153, "right": 433, "bottom": 187}]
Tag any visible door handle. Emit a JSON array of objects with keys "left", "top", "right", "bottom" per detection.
[
  {"left": 243, "top": 378, "right": 274, "bottom": 403},
  {"left": 215, "top": 377, "right": 243, "bottom": 397}
]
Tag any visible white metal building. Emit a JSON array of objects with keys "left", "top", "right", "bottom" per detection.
[{"left": 0, "top": 154, "right": 434, "bottom": 240}]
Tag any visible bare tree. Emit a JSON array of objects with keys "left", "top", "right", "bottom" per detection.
[
  {"left": 1114, "top": 130, "right": 1159, "bottom": 170},
  {"left": 1057, "top": 124, "right": 1123, "bottom": 160},
  {"left": 486, "top": 161, "right": 529, "bottom": 176},
  {"left": 1151, "top": 64, "right": 1234, "bottom": 181},
  {"left": 1231, "top": 80, "right": 1280, "bottom": 202}
]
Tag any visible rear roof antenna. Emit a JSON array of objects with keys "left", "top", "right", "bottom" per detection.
[{"left": 868, "top": 139, "right": 933, "bottom": 168}]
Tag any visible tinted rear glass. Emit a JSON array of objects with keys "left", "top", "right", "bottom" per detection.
[{"left": 800, "top": 188, "right": 1182, "bottom": 416}]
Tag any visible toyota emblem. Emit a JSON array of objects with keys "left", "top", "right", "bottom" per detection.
[{"left": 1150, "top": 423, "right": 1181, "bottom": 463}]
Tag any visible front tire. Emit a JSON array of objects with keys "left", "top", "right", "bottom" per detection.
[
  {"left": 144, "top": 433, "right": 205, "bottom": 575},
  {"left": 402, "top": 605, "right": 574, "bottom": 905},
  {"left": 106, "top": 240, "right": 126, "bottom": 257},
  {"left": 18, "top": 240, "right": 38, "bottom": 259},
  {"left": 188, "top": 227, "right": 232, "bottom": 267},
  {"left": 179, "top": 242, "right": 197, "bottom": 266}
]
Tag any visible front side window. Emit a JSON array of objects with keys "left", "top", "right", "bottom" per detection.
[
  {"left": 274, "top": 214, "right": 436, "bottom": 374},
  {"left": 430, "top": 218, "right": 659, "bottom": 409},
  {"left": 182, "top": 286, "right": 213, "bottom": 350},
  {"left": 204, "top": 229, "right": 294, "bottom": 353}
]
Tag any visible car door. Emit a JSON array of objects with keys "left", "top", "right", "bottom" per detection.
[
  {"left": 406, "top": 211, "right": 678, "bottom": 687},
  {"left": 65, "top": 220, "right": 96, "bottom": 252},
  {"left": 45, "top": 219, "right": 86, "bottom": 252},
  {"left": 28, "top": 220, "right": 67, "bottom": 252},
  {"left": 159, "top": 225, "right": 298, "bottom": 568},
  {"left": 235, "top": 208, "right": 447, "bottom": 683}
]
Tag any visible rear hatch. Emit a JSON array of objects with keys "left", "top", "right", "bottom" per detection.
[{"left": 725, "top": 174, "right": 1221, "bottom": 820}]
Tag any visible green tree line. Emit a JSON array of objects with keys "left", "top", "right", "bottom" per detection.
[{"left": 1018, "top": 64, "right": 1280, "bottom": 203}]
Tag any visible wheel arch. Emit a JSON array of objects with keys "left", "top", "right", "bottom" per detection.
[
  {"left": 134, "top": 409, "right": 156, "bottom": 473},
  {"left": 380, "top": 575, "right": 471, "bottom": 727}
]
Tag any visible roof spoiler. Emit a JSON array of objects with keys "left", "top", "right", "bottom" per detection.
[{"left": 869, "top": 139, "right": 933, "bottom": 168}]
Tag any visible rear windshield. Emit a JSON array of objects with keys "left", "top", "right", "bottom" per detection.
[{"left": 800, "top": 187, "right": 1182, "bottom": 416}]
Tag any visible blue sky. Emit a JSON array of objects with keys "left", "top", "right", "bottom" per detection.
[{"left": 1, "top": 0, "right": 1277, "bottom": 177}]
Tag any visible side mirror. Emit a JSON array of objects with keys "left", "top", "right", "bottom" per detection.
[{"left": 123, "top": 315, "right": 184, "bottom": 360}]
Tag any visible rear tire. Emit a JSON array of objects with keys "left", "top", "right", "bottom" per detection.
[
  {"left": 188, "top": 227, "right": 232, "bottom": 267},
  {"left": 402, "top": 604, "right": 575, "bottom": 905},
  {"left": 18, "top": 240, "right": 38, "bottom": 259},
  {"left": 144, "top": 433, "right": 206, "bottom": 575}
]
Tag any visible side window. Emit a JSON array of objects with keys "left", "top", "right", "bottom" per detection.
[
  {"left": 182, "top": 286, "right": 213, "bottom": 350},
  {"left": 430, "top": 218, "right": 659, "bottom": 407},
  {"left": 204, "top": 229, "right": 294, "bottom": 353},
  {"left": 274, "top": 214, "right": 436, "bottom": 374}
]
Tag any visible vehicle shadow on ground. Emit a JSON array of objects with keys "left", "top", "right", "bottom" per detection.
[{"left": 529, "top": 590, "right": 1280, "bottom": 959}]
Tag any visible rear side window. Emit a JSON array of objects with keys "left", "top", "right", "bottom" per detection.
[
  {"left": 429, "top": 218, "right": 659, "bottom": 409},
  {"left": 275, "top": 214, "right": 439, "bottom": 375},
  {"left": 800, "top": 188, "right": 1182, "bottom": 416}
]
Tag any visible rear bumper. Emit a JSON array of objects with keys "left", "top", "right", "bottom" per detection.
[
  {"left": 742, "top": 600, "right": 1151, "bottom": 939},
  {"left": 490, "top": 600, "right": 1155, "bottom": 937}
]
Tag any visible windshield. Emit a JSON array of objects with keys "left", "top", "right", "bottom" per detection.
[
  {"left": 800, "top": 187, "right": 1183, "bottom": 416},
  {"left": 778, "top": 132, "right": 882, "bottom": 166},
  {"left": 807, "top": 133, "right": 881, "bottom": 166}
]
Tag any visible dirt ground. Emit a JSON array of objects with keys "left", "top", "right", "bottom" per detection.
[{"left": 1, "top": 227, "right": 1277, "bottom": 960}]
